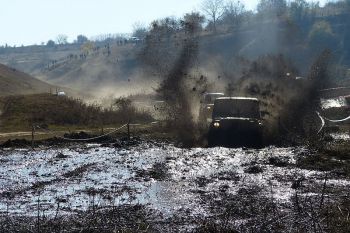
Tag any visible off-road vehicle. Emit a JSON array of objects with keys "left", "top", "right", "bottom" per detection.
[
  {"left": 199, "top": 92, "right": 225, "bottom": 123},
  {"left": 208, "top": 97, "right": 264, "bottom": 147}
]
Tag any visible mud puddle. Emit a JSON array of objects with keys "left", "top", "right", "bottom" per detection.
[{"left": 0, "top": 142, "right": 349, "bottom": 231}]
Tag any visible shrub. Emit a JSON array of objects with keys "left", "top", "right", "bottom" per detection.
[{"left": 0, "top": 94, "right": 153, "bottom": 130}]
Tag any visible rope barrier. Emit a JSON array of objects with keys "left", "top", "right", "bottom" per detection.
[
  {"left": 316, "top": 111, "right": 350, "bottom": 134},
  {"left": 279, "top": 111, "right": 327, "bottom": 135},
  {"left": 34, "top": 121, "right": 159, "bottom": 142},
  {"left": 323, "top": 115, "right": 350, "bottom": 123},
  {"left": 316, "top": 111, "right": 326, "bottom": 134},
  {"left": 35, "top": 124, "right": 127, "bottom": 142},
  {"left": 59, "top": 124, "right": 128, "bottom": 141}
]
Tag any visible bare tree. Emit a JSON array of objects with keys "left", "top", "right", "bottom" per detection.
[
  {"left": 181, "top": 12, "right": 205, "bottom": 34},
  {"left": 76, "top": 35, "right": 88, "bottom": 44},
  {"left": 257, "top": 0, "right": 287, "bottom": 17},
  {"left": 56, "top": 34, "right": 68, "bottom": 45},
  {"left": 132, "top": 22, "right": 148, "bottom": 39},
  {"left": 201, "top": 0, "right": 226, "bottom": 33},
  {"left": 46, "top": 40, "right": 55, "bottom": 47},
  {"left": 289, "top": 0, "right": 309, "bottom": 23},
  {"left": 223, "top": 0, "right": 245, "bottom": 29}
]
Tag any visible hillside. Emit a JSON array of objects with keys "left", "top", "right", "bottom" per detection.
[
  {"left": 0, "top": 63, "right": 54, "bottom": 96},
  {"left": 0, "top": 63, "right": 77, "bottom": 97},
  {"left": 37, "top": 44, "right": 147, "bottom": 97},
  {"left": 4, "top": 26, "right": 306, "bottom": 98},
  {"left": 0, "top": 44, "right": 81, "bottom": 76},
  {"left": 0, "top": 5, "right": 349, "bottom": 98}
]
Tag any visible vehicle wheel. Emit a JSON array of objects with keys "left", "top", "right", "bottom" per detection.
[
  {"left": 253, "top": 132, "right": 264, "bottom": 148},
  {"left": 207, "top": 130, "right": 218, "bottom": 147}
]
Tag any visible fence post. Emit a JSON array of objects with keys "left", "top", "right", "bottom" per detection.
[
  {"left": 31, "top": 125, "right": 35, "bottom": 149},
  {"left": 127, "top": 121, "right": 130, "bottom": 140}
]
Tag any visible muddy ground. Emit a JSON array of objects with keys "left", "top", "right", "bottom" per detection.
[{"left": 0, "top": 136, "right": 350, "bottom": 232}]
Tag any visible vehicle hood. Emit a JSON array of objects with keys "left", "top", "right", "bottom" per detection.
[{"left": 213, "top": 117, "right": 260, "bottom": 121}]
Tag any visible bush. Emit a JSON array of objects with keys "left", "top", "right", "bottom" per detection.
[{"left": 0, "top": 94, "right": 153, "bottom": 130}]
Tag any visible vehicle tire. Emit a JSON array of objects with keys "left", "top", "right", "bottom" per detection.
[
  {"left": 253, "top": 131, "right": 264, "bottom": 148},
  {"left": 207, "top": 130, "right": 218, "bottom": 147}
]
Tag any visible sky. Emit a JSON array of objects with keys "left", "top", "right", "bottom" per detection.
[{"left": 0, "top": 0, "right": 329, "bottom": 46}]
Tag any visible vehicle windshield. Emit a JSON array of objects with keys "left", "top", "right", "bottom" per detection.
[{"left": 213, "top": 98, "right": 260, "bottom": 119}]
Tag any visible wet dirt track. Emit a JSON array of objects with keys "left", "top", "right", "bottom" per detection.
[{"left": 1, "top": 141, "right": 350, "bottom": 231}]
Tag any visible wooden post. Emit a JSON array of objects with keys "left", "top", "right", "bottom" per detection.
[
  {"left": 31, "top": 125, "right": 35, "bottom": 149},
  {"left": 37, "top": 193, "right": 40, "bottom": 233},
  {"left": 127, "top": 121, "right": 130, "bottom": 140}
]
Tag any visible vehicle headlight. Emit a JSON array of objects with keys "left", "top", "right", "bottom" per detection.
[
  {"left": 207, "top": 106, "right": 211, "bottom": 110},
  {"left": 213, "top": 122, "right": 220, "bottom": 128}
]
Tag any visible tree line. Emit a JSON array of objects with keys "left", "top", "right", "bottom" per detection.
[{"left": 138, "top": 0, "right": 350, "bottom": 77}]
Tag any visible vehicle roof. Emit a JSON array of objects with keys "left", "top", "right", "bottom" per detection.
[
  {"left": 204, "top": 92, "right": 225, "bottom": 96},
  {"left": 216, "top": 97, "right": 259, "bottom": 101}
]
